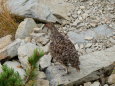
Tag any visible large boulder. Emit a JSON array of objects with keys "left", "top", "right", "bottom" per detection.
[
  {"left": 4, "top": 61, "right": 26, "bottom": 79},
  {"left": 39, "top": 0, "right": 74, "bottom": 20},
  {"left": 6, "top": 0, "right": 58, "bottom": 22},
  {"left": 46, "top": 46, "right": 115, "bottom": 86},
  {"left": 68, "top": 24, "right": 115, "bottom": 44},
  {"left": 0, "top": 39, "right": 22, "bottom": 60},
  {"left": 15, "top": 18, "right": 37, "bottom": 39},
  {"left": 18, "top": 42, "right": 39, "bottom": 69}
]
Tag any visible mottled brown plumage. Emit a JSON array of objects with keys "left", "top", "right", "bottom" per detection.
[{"left": 45, "top": 23, "right": 80, "bottom": 73}]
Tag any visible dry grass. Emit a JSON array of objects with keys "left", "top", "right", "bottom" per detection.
[{"left": 0, "top": 0, "right": 18, "bottom": 38}]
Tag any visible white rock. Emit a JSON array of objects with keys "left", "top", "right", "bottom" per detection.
[
  {"left": 75, "top": 44, "right": 79, "bottom": 50},
  {"left": 90, "top": 81, "right": 100, "bottom": 86},
  {"left": 4, "top": 61, "right": 26, "bottom": 79},
  {"left": 79, "top": 16, "right": 83, "bottom": 21},
  {"left": 80, "top": 6, "right": 85, "bottom": 10},
  {"left": 104, "top": 84, "right": 109, "bottom": 86},
  {"left": 0, "top": 35, "right": 12, "bottom": 49},
  {"left": 18, "top": 42, "right": 39, "bottom": 69},
  {"left": 85, "top": 43, "right": 92, "bottom": 48},
  {"left": 46, "top": 46, "right": 115, "bottom": 86},
  {"left": 33, "top": 28, "right": 42, "bottom": 33},
  {"left": 15, "top": 18, "right": 37, "bottom": 39},
  {"left": 78, "top": 10, "right": 82, "bottom": 15},
  {"left": 84, "top": 36, "right": 93, "bottom": 41},
  {"left": 80, "top": 44, "right": 84, "bottom": 49},
  {"left": 0, "top": 39, "right": 22, "bottom": 60},
  {"left": 108, "top": 74, "right": 115, "bottom": 84},
  {"left": 37, "top": 71, "right": 46, "bottom": 79},
  {"left": 84, "top": 82, "right": 92, "bottom": 86},
  {"left": 7, "top": 0, "right": 58, "bottom": 22},
  {"left": 39, "top": 53, "right": 52, "bottom": 69}
]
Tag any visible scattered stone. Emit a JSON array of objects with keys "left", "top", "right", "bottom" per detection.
[
  {"left": 0, "top": 39, "right": 22, "bottom": 60},
  {"left": 109, "top": 38, "right": 115, "bottom": 45},
  {"left": 72, "top": 14, "right": 77, "bottom": 19},
  {"left": 80, "top": 44, "right": 84, "bottom": 49},
  {"left": 39, "top": 53, "right": 52, "bottom": 69},
  {"left": 85, "top": 43, "right": 92, "bottom": 48},
  {"left": 108, "top": 74, "right": 115, "bottom": 84},
  {"left": 36, "top": 79, "right": 49, "bottom": 86},
  {"left": 36, "top": 36, "right": 50, "bottom": 46},
  {"left": 0, "top": 35, "right": 12, "bottom": 49},
  {"left": 80, "top": 6, "right": 85, "bottom": 10},
  {"left": 18, "top": 42, "right": 39, "bottom": 69},
  {"left": 15, "top": 18, "right": 38, "bottom": 39},
  {"left": 90, "top": 81, "right": 100, "bottom": 86},
  {"left": 72, "top": 19, "right": 79, "bottom": 26},
  {"left": 37, "top": 71, "right": 46, "bottom": 79},
  {"left": 46, "top": 46, "right": 115, "bottom": 86},
  {"left": 84, "top": 82, "right": 92, "bottom": 86},
  {"left": 4, "top": 61, "right": 26, "bottom": 79}
]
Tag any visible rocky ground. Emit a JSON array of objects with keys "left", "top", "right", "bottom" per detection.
[{"left": 0, "top": 0, "right": 115, "bottom": 86}]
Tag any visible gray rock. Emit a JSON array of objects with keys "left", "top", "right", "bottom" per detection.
[
  {"left": 84, "top": 82, "right": 92, "bottom": 86},
  {"left": 39, "top": 53, "right": 52, "bottom": 69},
  {"left": 68, "top": 24, "right": 114, "bottom": 44},
  {"left": 39, "top": 0, "right": 74, "bottom": 20},
  {"left": 0, "top": 39, "right": 22, "bottom": 60},
  {"left": 0, "top": 35, "right": 12, "bottom": 49},
  {"left": 46, "top": 46, "right": 115, "bottom": 86},
  {"left": 18, "top": 42, "right": 39, "bottom": 69},
  {"left": 4, "top": 61, "right": 26, "bottom": 79},
  {"left": 108, "top": 74, "right": 115, "bottom": 84},
  {"left": 15, "top": 18, "right": 37, "bottom": 39},
  {"left": 7, "top": 0, "right": 58, "bottom": 22},
  {"left": 90, "top": 81, "right": 100, "bottom": 86}
]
